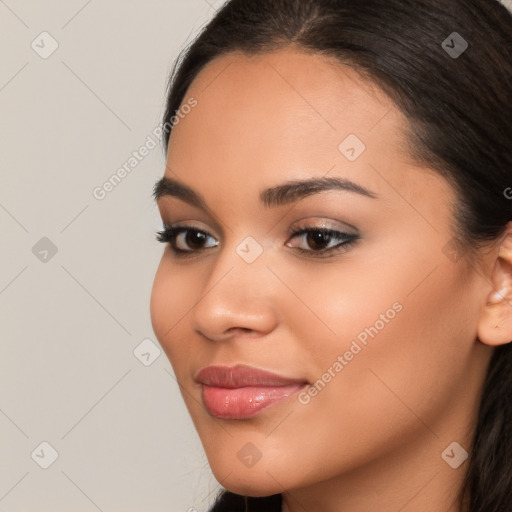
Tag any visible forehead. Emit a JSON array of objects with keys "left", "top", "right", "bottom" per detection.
[
  {"left": 168, "top": 47, "right": 413, "bottom": 166},
  {"left": 176, "top": 49, "right": 407, "bottom": 146},
  {"left": 164, "top": 48, "right": 450, "bottom": 217}
]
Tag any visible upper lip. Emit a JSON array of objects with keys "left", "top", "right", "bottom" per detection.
[{"left": 195, "top": 364, "right": 309, "bottom": 388}]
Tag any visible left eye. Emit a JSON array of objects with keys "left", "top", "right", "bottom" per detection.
[{"left": 286, "top": 228, "right": 359, "bottom": 255}]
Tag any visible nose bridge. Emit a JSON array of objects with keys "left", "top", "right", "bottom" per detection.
[{"left": 189, "top": 236, "right": 278, "bottom": 339}]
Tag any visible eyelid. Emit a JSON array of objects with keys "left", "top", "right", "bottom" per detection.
[
  {"left": 158, "top": 202, "right": 225, "bottom": 237},
  {"left": 287, "top": 217, "right": 359, "bottom": 236}
]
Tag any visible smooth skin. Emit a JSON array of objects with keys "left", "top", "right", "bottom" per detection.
[{"left": 150, "top": 48, "right": 512, "bottom": 512}]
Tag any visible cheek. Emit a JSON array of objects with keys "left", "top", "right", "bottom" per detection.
[
  {"left": 278, "top": 251, "right": 471, "bottom": 423},
  {"left": 301, "top": 262, "right": 471, "bottom": 439},
  {"left": 149, "top": 258, "right": 194, "bottom": 367}
]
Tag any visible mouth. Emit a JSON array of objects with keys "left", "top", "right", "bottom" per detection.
[{"left": 195, "top": 364, "right": 309, "bottom": 419}]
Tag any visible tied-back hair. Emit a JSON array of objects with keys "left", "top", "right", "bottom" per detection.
[{"left": 161, "top": 1, "right": 512, "bottom": 510}]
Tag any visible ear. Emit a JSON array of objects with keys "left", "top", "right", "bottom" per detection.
[{"left": 478, "top": 222, "right": 512, "bottom": 347}]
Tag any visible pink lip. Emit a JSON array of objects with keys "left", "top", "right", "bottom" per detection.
[{"left": 195, "top": 365, "right": 308, "bottom": 419}]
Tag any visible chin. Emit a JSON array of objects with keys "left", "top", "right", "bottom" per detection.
[{"left": 209, "top": 460, "right": 288, "bottom": 497}]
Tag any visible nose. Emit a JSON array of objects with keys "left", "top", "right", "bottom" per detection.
[{"left": 189, "top": 248, "right": 279, "bottom": 342}]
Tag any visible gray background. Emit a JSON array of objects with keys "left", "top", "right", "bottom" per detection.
[{"left": 0, "top": 1, "right": 226, "bottom": 511}]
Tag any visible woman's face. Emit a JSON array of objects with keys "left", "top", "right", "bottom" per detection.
[{"left": 150, "top": 49, "right": 492, "bottom": 502}]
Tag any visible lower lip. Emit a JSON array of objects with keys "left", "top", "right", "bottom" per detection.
[{"left": 201, "top": 384, "right": 307, "bottom": 419}]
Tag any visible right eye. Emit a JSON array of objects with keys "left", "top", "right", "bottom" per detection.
[{"left": 156, "top": 225, "right": 219, "bottom": 256}]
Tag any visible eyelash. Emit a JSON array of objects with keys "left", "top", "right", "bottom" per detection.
[{"left": 156, "top": 223, "right": 359, "bottom": 259}]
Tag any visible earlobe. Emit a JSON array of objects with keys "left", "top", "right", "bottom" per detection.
[{"left": 478, "top": 223, "right": 512, "bottom": 347}]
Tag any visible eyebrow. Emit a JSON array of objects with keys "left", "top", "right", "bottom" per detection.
[{"left": 152, "top": 175, "right": 377, "bottom": 209}]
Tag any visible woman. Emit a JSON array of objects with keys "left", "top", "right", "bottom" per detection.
[{"left": 150, "top": 1, "right": 512, "bottom": 510}]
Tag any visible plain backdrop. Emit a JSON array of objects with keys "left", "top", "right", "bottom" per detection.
[{"left": 0, "top": 1, "right": 226, "bottom": 511}]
